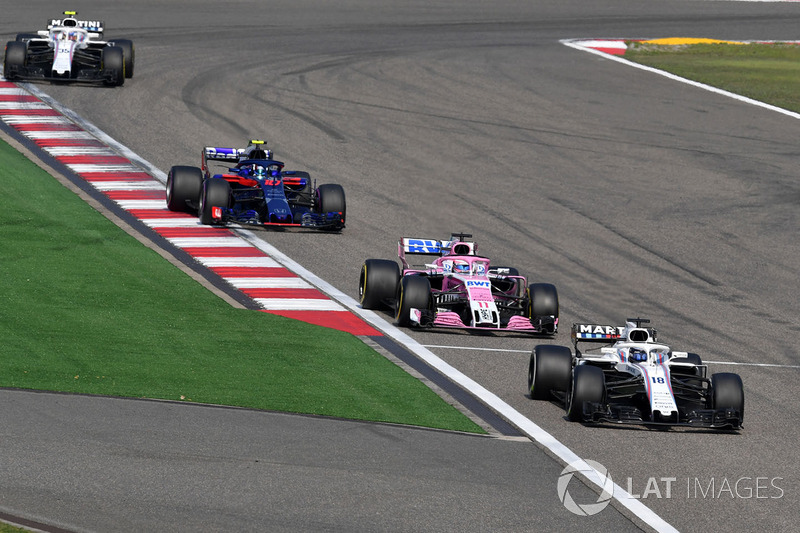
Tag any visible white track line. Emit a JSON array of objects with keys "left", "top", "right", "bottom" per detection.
[
  {"left": 423, "top": 344, "right": 800, "bottom": 369},
  {"left": 562, "top": 38, "right": 800, "bottom": 121}
]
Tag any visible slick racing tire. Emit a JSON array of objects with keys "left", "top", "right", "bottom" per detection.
[
  {"left": 359, "top": 259, "right": 400, "bottom": 310},
  {"left": 166, "top": 166, "right": 203, "bottom": 213},
  {"left": 529, "top": 283, "right": 559, "bottom": 319},
  {"left": 316, "top": 184, "right": 346, "bottom": 225},
  {"left": 710, "top": 372, "right": 744, "bottom": 424},
  {"left": 199, "top": 178, "right": 232, "bottom": 225},
  {"left": 3, "top": 41, "right": 27, "bottom": 80},
  {"left": 528, "top": 345, "right": 572, "bottom": 400},
  {"left": 108, "top": 39, "right": 134, "bottom": 78},
  {"left": 566, "top": 364, "right": 605, "bottom": 422},
  {"left": 101, "top": 46, "right": 125, "bottom": 86},
  {"left": 489, "top": 265, "right": 520, "bottom": 294},
  {"left": 283, "top": 170, "right": 313, "bottom": 206},
  {"left": 395, "top": 275, "right": 431, "bottom": 327}
]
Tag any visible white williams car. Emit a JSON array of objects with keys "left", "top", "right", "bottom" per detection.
[
  {"left": 3, "top": 11, "right": 134, "bottom": 86},
  {"left": 527, "top": 318, "right": 744, "bottom": 430}
]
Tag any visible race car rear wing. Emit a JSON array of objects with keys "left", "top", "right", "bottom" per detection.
[
  {"left": 48, "top": 13, "right": 104, "bottom": 33},
  {"left": 202, "top": 140, "right": 276, "bottom": 169},
  {"left": 572, "top": 323, "right": 625, "bottom": 342},
  {"left": 572, "top": 318, "right": 658, "bottom": 346},
  {"left": 203, "top": 147, "right": 246, "bottom": 163},
  {"left": 398, "top": 234, "right": 477, "bottom": 268},
  {"left": 399, "top": 234, "right": 476, "bottom": 255}
]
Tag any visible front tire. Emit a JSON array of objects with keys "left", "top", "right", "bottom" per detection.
[
  {"left": 166, "top": 166, "right": 203, "bottom": 213},
  {"left": 529, "top": 283, "right": 559, "bottom": 319},
  {"left": 528, "top": 345, "right": 572, "bottom": 400},
  {"left": 359, "top": 259, "right": 400, "bottom": 310},
  {"left": 566, "top": 365, "right": 605, "bottom": 422},
  {"left": 199, "top": 179, "right": 231, "bottom": 225},
  {"left": 4, "top": 41, "right": 27, "bottom": 80},
  {"left": 395, "top": 276, "right": 431, "bottom": 327},
  {"left": 109, "top": 39, "right": 134, "bottom": 78},
  {"left": 101, "top": 46, "right": 124, "bottom": 86},
  {"left": 710, "top": 372, "right": 744, "bottom": 424},
  {"left": 316, "top": 184, "right": 346, "bottom": 225}
]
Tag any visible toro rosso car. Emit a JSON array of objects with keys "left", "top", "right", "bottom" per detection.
[
  {"left": 3, "top": 11, "right": 134, "bottom": 86},
  {"left": 527, "top": 318, "right": 744, "bottom": 430},
  {"left": 166, "top": 140, "right": 345, "bottom": 230},
  {"left": 359, "top": 233, "right": 558, "bottom": 334}
]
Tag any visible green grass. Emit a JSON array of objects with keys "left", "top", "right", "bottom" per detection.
[
  {"left": 0, "top": 138, "right": 483, "bottom": 433},
  {"left": 0, "top": 522, "right": 29, "bottom": 533},
  {"left": 625, "top": 42, "right": 800, "bottom": 113}
]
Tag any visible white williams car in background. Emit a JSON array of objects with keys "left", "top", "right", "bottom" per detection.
[
  {"left": 527, "top": 318, "right": 744, "bottom": 430},
  {"left": 3, "top": 11, "right": 134, "bottom": 86}
]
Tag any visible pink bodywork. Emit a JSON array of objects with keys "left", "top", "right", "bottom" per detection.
[{"left": 400, "top": 246, "right": 553, "bottom": 331}]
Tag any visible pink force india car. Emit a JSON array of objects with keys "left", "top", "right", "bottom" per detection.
[{"left": 358, "top": 233, "right": 559, "bottom": 334}]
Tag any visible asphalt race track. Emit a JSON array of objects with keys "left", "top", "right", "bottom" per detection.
[{"left": 2, "top": 1, "right": 800, "bottom": 531}]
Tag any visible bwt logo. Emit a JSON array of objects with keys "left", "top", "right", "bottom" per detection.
[
  {"left": 557, "top": 459, "right": 614, "bottom": 516},
  {"left": 466, "top": 280, "right": 490, "bottom": 288},
  {"left": 405, "top": 239, "right": 440, "bottom": 254}
]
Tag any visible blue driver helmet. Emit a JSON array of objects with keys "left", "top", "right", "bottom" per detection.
[
  {"left": 254, "top": 166, "right": 267, "bottom": 179},
  {"left": 629, "top": 348, "right": 647, "bottom": 363},
  {"left": 453, "top": 261, "right": 470, "bottom": 273}
]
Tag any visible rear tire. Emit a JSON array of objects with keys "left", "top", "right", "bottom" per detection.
[
  {"left": 199, "top": 179, "right": 231, "bottom": 225},
  {"left": 316, "top": 184, "right": 346, "bottom": 225},
  {"left": 670, "top": 353, "right": 704, "bottom": 378},
  {"left": 529, "top": 283, "right": 559, "bottom": 318},
  {"left": 4, "top": 41, "right": 26, "bottom": 80},
  {"left": 491, "top": 266, "right": 519, "bottom": 276},
  {"left": 395, "top": 276, "right": 431, "bottom": 327},
  {"left": 283, "top": 170, "right": 313, "bottom": 206},
  {"left": 166, "top": 166, "right": 203, "bottom": 213},
  {"left": 566, "top": 365, "right": 605, "bottom": 422},
  {"left": 101, "top": 46, "right": 124, "bottom": 86},
  {"left": 528, "top": 345, "right": 572, "bottom": 400},
  {"left": 359, "top": 259, "right": 400, "bottom": 310},
  {"left": 710, "top": 372, "right": 744, "bottom": 424}
]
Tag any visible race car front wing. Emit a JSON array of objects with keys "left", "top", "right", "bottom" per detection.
[
  {"left": 579, "top": 402, "right": 742, "bottom": 429},
  {"left": 210, "top": 207, "right": 343, "bottom": 230}
]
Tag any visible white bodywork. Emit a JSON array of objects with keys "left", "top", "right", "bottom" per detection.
[
  {"left": 26, "top": 14, "right": 104, "bottom": 77},
  {"left": 36, "top": 24, "right": 100, "bottom": 76},
  {"left": 576, "top": 321, "right": 700, "bottom": 419}
]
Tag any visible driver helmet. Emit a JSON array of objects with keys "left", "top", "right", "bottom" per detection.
[
  {"left": 453, "top": 260, "right": 470, "bottom": 274},
  {"left": 253, "top": 165, "right": 267, "bottom": 179},
  {"left": 629, "top": 348, "right": 647, "bottom": 363}
]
